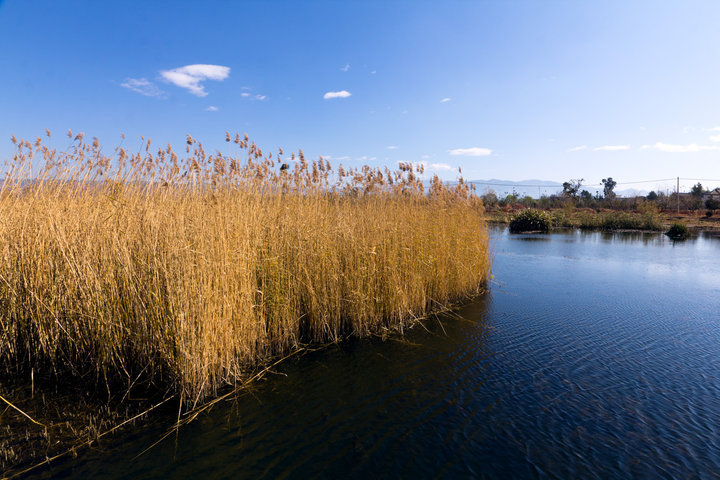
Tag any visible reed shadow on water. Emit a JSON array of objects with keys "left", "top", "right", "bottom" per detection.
[{"left": 22, "top": 294, "right": 495, "bottom": 479}]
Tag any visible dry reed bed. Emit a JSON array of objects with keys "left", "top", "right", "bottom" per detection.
[{"left": 0, "top": 131, "right": 490, "bottom": 403}]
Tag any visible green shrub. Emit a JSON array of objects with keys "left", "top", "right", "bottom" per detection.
[
  {"left": 665, "top": 223, "right": 690, "bottom": 240},
  {"left": 509, "top": 209, "right": 552, "bottom": 233},
  {"left": 551, "top": 209, "right": 574, "bottom": 228}
]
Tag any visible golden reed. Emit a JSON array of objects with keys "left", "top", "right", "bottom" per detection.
[{"left": 0, "top": 131, "right": 490, "bottom": 403}]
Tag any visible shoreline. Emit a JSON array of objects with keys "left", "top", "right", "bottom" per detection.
[{"left": 485, "top": 208, "right": 720, "bottom": 235}]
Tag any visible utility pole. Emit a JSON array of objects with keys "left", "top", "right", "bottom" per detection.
[{"left": 677, "top": 176, "right": 680, "bottom": 214}]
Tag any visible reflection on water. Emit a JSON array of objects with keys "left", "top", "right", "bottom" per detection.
[{"left": 34, "top": 226, "right": 720, "bottom": 479}]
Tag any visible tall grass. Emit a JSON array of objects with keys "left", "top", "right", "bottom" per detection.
[{"left": 0, "top": 131, "right": 490, "bottom": 402}]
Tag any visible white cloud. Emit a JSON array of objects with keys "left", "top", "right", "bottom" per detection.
[
  {"left": 421, "top": 155, "right": 430, "bottom": 159},
  {"left": 205, "top": 106, "right": 219, "bottom": 111},
  {"left": 120, "top": 78, "right": 165, "bottom": 97},
  {"left": 652, "top": 142, "right": 720, "bottom": 153},
  {"left": 407, "top": 161, "right": 454, "bottom": 172},
  {"left": 241, "top": 90, "right": 266, "bottom": 100},
  {"left": 711, "top": 134, "right": 720, "bottom": 142},
  {"left": 429, "top": 163, "right": 454, "bottom": 171},
  {"left": 386, "top": 145, "right": 399, "bottom": 150},
  {"left": 567, "top": 145, "right": 587, "bottom": 152},
  {"left": 323, "top": 90, "right": 352, "bottom": 99},
  {"left": 440, "top": 97, "right": 452, "bottom": 103},
  {"left": 160, "top": 64, "right": 230, "bottom": 97},
  {"left": 593, "top": 145, "right": 630, "bottom": 151},
  {"left": 448, "top": 147, "right": 492, "bottom": 156},
  {"left": 370, "top": 70, "right": 377, "bottom": 75},
  {"left": 341, "top": 64, "right": 350, "bottom": 72}
]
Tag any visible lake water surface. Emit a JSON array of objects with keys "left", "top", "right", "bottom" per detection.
[{"left": 35, "top": 226, "right": 720, "bottom": 479}]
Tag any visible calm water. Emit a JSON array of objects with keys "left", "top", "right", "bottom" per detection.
[{"left": 33, "top": 227, "right": 720, "bottom": 479}]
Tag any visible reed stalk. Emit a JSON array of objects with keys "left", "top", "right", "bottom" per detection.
[{"left": 0, "top": 132, "right": 491, "bottom": 402}]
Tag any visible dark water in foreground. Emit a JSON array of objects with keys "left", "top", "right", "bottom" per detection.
[{"left": 34, "top": 227, "right": 720, "bottom": 479}]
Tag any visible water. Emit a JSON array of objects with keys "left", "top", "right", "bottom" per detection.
[{"left": 32, "top": 227, "right": 720, "bottom": 479}]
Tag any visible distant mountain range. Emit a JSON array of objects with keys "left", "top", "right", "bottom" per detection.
[
  {"left": 4, "top": 177, "right": 652, "bottom": 199},
  {"left": 467, "top": 179, "right": 649, "bottom": 199}
]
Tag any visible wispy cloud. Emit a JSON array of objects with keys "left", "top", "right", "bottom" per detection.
[
  {"left": 652, "top": 142, "right": 720, "bottom": 153},
  {"left": 386, "top": 145, "right": 399, "bottom": 150},
  {"left": 698, "top": 126, "right": 720, "bottom": 142},
  {"left": 323, "top": 90, "right": 352, "bottom": 99},
  {"left": 440, "top": 97, "right": 452, "bottom": 103},
  {"left": 160, "top": 64, "right": 230, "bottom": 97},
  {"left": 205, "top": 106, "right": 219, "bottom": 111},
  {"left": 241, "top": 92, "right": 267, "bottom": 100},
  {"left": 448, "top": 147, "right": 492, "bottom": 157},
  {"left": 408, "top": 161, "right": 455, "bottom": 173},
  {"left": 340, "top": 64, "right": 350, "bottom": 72},
  {"left": 593, "top": 145, "right": 630, "bottom": 151},
  {"left": 370, "top": 70, "right": 377, "bottom": 75},
  {"left": 120, "top": 78, "right": 166, "bottom": 98},
  {"left": 429, "top": 163, "right": 454, "bottom": 172},
  {"left": 567, "top": 145, "right": 588, "bottom": 152}
]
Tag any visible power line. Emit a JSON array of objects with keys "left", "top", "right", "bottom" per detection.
[
  {"left": 471, "top": 178, "right": 679, "bottom": 188},
  {"left": 611, "top": 178, "right": 676, "bottom": 185},
  {"left": 680, "top": 178, "right": 720, "bottom": 182},
  {"left": 470, "top": 182, "right": 559, "bottom": 188}
]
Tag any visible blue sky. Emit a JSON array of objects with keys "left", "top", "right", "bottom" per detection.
[{"left": 2, "top": 0, "right": 720, "bottom": 193}]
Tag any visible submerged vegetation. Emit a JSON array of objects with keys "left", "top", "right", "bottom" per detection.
[{"left": 0, "top": 131, "right": 490, "bottom": 409}]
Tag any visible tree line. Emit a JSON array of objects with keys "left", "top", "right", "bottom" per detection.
[{"left": 481, "top": 178, "right": 720, "bottom": 212}]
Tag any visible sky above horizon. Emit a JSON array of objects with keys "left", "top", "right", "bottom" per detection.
[{"left": 2, "top": 0, "right": 720, "bottom": 193}]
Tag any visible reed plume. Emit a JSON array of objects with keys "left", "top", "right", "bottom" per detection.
[{"left": 0, "top": 132, "right": 491, "bottom": 403}]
